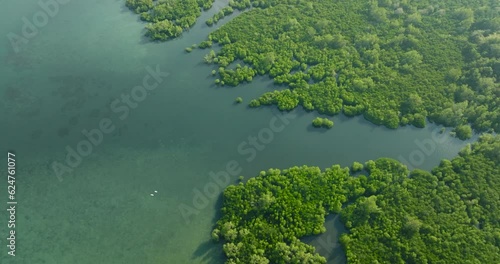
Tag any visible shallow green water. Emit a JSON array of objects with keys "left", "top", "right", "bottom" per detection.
[{"left": 0, "top": 1, "right": 474, "bottom": 263}]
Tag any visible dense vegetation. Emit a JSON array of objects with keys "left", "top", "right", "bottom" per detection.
[
  {"left": 212, "top": 164, "right": 354, "bottom": 263},
  {"left": 212, "top": 135, "right": 500, "bottom": 263},
  {"left": 197, "top": 0, "right": 499, "bottom": 137},
  {"left": 123, "top": 1, "right": 500, "bottom": 263},
  {"left": 340, "top": 134, "right": 500, "bottom": 263},
  {"left": 126, "top": 0, "right": 499, "bottom": 138},
  {"left": 125, "top": 0, "right": 215, "bottom": 40},
  {"left": 312, "top": 117, "right": 334, "bottom": 129}
]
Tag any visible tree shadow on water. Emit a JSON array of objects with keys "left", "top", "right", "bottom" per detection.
[
  {"left": 192, "top": 239, "right": 225, "bottom": 264},
  {"left": 191, "top": 193, "right": 225, "bottom": 263},
  {"left": 306, "top": 124, "right": 329, "bottom": 134}
]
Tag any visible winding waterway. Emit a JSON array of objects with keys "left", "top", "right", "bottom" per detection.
[{"left": 0, "top": 1, "right": 475, "bottom": 263}]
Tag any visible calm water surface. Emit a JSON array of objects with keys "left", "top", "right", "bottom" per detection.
[{"left": 0, "top": 1, "right": 474, "bottom": 263}]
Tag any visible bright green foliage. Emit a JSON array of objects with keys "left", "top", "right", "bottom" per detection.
[
  {"left": 341, "top": 135, "right": 500, "bottom": 263},
  {"left": 199, "top": 40, "right": 213, "bottom": 49},
  {"left": 217, "top": 65, "right": 256, "bottom": 86},
  {"left": 351, "top": 161, "right": 364, "bottom": 173},
  {"left": 126, "top": 0, "right": 499, "bottom": 135},
  {"left": 145, "top": 20, "right": 183, "bottom": 41},
  {"left": 126, "top": 0, "right": 215, "bottom": 40},
  {"left": 249, "top": 99, "right": 260, "bottom": 107},
  {"left": 454, "top": 124, "right": 473, "bottom": 140},
  {"left": 206, "top": 18, "right": 214, "bottom": 26},
  {"left": 125, "top": 0, "right": 153, "bottom": 13},
  {"left": 312, "top": 117, "right": 334, "bottom": 129},
  {"left": 215, "top": 135, "right": 500, "bottom": 263},
  {"left": 204, "top": 50, "right": 217, "bottom": 64},
  {"left": 214, "top": 165, "right": 355, "bottom": 263},
  {"left": 235, "top": 97, "right": 243, "bottom": 103},
  {"left": 208, "top": 6, "right": 234, "bottom": 26},
  {"left": 199, "top": 0, "right": 499, "bottom": 134}
]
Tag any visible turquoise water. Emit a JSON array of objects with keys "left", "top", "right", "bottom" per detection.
[{"left": 0, "top": 1, "right": 474, "bottom": 263}]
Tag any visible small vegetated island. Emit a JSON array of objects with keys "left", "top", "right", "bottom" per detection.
[
  {"left": 212, "top": 135, "right": 500, "bottom": 263},
  {"left": 312, "top": 117, "right": 334, "bottom": 129},
  {"left": 124, "top": 0, "right": 500, "bottom": 263}
]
